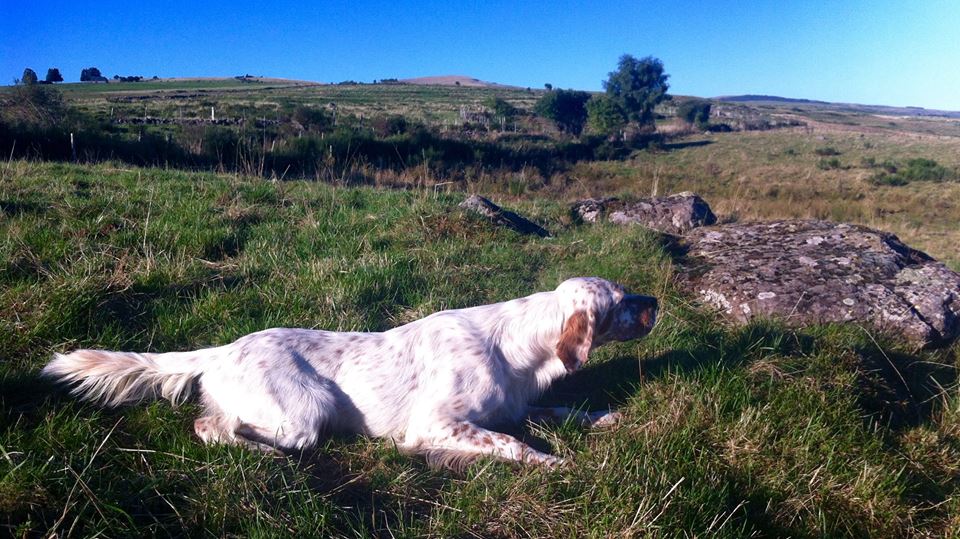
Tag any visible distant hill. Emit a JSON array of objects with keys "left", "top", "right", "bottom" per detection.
[
  {"left": 716, "top": 95, "right": 831, "bottom": 105},
  {"left": 399, "top": 75, "right": 518, "bottom": 88},
  {"left": 717, "top": 94, "right": 960, "bottom": 119}
]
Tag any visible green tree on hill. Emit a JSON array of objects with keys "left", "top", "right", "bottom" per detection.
[
  {"left": 21, "top": 68, "right": 38, "bottom": 85},
  {"left": 603, "top": 55, "right": 670, "bottom": 129},
  {"left": 483, "top": 96, "right": 519, "bottom": 120},
  {"left": 586, "top": 94, "right": 627, "bottom": 136},
  {"left": 80, "top": 67, "right": 106, "bottom": 82},
  {"left": 45, "top": 68, "right": 63, "bottom": 83},
  {"left": 535, "top": 89, "right": 590, "bottom": 136}
]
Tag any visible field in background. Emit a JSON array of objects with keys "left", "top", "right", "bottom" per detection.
[
  {"left": 57, "top": 78, "right": 540, "bottom": 126},
  {"left": 2, "top": 80, "right": 960, "bottom": 536},
  {"left": 14, "top": 79, "right": 954, "bottom": 267},
  {"left": 567, "top": 128, "right": 960, "bottom": 269}
]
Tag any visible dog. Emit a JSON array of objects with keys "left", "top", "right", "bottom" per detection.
[{"left": 43, "top": 277, "right": 657, "bottom": 467}]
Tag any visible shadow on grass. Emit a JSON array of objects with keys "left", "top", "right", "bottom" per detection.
[
  {"left": 539, "top": 322, "right": 816, "bottom": 412},
  {"left": 853, "top": 341, "right": 957, "bottom": 431},
  {"left": 661, "top": 139, "right": 714, "bottom": 151}
]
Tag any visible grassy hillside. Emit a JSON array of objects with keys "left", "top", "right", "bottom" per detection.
[
  {"left": 56, "top": 79, "right": 540, "bottom": 126},
  {"left": 2, "top": 162, "right": 959, "bottom": 537}
]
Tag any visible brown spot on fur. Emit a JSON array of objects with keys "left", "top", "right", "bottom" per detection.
[{"left": 557, "top": 310, "right": 591, "bottom": 370}]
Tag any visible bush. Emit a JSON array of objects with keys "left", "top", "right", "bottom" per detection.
[
  {"left": 291, "top": 106, "right": 333, "bottom": 133},
  {"left": 816, "top": 158, "right": 842, "bottom": 170},
  {"left": 868, "top": 157, "right": 953, "bottom": 186},
  {"left": 535, "top": 89, "right": 590, "bottom": 136},
  {"left": 482, "top": 97, "right": 519, "bottom": 120},
  {"left": 586, "top": 95, "right": 626, "bottom": 136},
  {"left": 677, "top": 100, "right": 711, "bottom": 127},
  {"left": 371, "top": 115, "right": 409, "bottom": 137},
  {"left": 814, "top": 146, "right": 841, "bottom": 156},
  {"left": 1, "top": 84, "right": 67, "bottom": 127}
]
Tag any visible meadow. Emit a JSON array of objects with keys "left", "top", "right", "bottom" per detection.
[{"left": 1, "top": 81, "right": 960, "bottom": 536}]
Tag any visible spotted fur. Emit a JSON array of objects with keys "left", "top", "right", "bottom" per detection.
[{"left": 43, "top": 277, "right": 657, "bottom": 467}]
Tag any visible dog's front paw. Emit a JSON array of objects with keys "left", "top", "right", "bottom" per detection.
[
  {"left": 541, "top": 454, "right": 572, "bottom": 469},
  {"left": 588, "top": 411, "right": 623, "bottom": 429}
]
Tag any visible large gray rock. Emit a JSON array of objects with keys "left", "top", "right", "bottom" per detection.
[
  {"left": 679, "top": 220, "right": 960, "bottom": 346},
  {"left": 459, "top": 195, "right": 551, "bottom": 237},
  {"left": 571, "top": 192, "right": 717, "bottom": 235}
]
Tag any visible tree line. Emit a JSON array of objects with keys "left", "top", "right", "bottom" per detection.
[{"left": 16, "top": 66, "right": 153, "bottom": 84}]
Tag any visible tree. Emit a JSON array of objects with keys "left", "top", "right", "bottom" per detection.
[
  {"left": 586, "top": 95, "right": 626, "bottom": 136},
  {"left": 45, "top": 68, "right": 63, "bottom": 83},
  {"left": 603, "top": 55, "right": 669, "bottom": 128},
  {"left": 535, "top": 89, "right": 590, "bottom": 136},
  {"left": 21, "top": 68, "right": 38, "bottom": 85},
  {"left": 483, "top": 96, "right": 519, "bottom": 119},
  {"left": 80, "top": 67, "right": 106, "bottom": 82},
  {"left": 677, "top": 100, "right": 711, "bottom": 127}
]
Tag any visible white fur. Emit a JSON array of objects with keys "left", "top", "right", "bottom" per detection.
[{"left": 43, "top": 277, "right": 656, "bottom": 467}]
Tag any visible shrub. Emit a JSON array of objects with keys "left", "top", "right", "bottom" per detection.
[
  {"left": 535, "top": 89, "right": 590, "bottom": 136},
  {"left": 816, "top": 158, "right": 842, "bottom": 170},
  {"left": 814, "top": 146, "right": 841, "bottom": 156},
  {"left": 371, "top": 115, "right": 409, "bottom": 137},
  {"left": 586, "top": 95, "right": 626, "bottom": 136},
  {"left": 291, "top": 106, "right": 333, "bottom": 133},
  {"left": 677, "top": 100, "right": 711, "bottom": 127},
  {"left": 867, "top": 157, "right": 954, "bottom": 186},
  {"left": 482, "top": 97, "right": 519, "bottom": 120}
]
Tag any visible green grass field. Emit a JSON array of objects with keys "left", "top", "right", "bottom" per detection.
[
  {"left": 52, "top": 79, "right": 540, "bottom": 127},
  {"left": 2, "top": 161, "right": 960, "bottom": 537}
]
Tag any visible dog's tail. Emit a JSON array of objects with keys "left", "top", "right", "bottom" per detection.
[{"left": 42, "top": 347, "right": 219, "bottom": 407}]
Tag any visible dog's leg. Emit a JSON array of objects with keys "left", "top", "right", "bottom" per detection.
[
  {"left": 407, "top": 420, "right": 566, "bottom": 468},
  {"left": 526, "top": 406, "right": 622, "bottom": 428}
]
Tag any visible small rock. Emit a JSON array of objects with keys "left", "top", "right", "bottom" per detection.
[
  {"left": 459, "top": 195, "right": 551, "bottom": 238},
  {"left": 571, "top": 192, "right": 717, "bottom": 235}
]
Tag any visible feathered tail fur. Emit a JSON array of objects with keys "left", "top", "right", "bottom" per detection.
[{"left": 42, "top": 348, "right": 208, "bottom": 407}]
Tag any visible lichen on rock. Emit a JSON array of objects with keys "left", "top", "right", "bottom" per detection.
[
  {"left": 571, "top": 192, "right": 717, "bottom": 235},
  {"left": 679, "top": 219, "right": 960, "bottom": 346}
]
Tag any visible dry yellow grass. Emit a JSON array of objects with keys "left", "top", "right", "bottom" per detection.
[{"left": 563, "top": 128, "right": 960, "bottom": 267}]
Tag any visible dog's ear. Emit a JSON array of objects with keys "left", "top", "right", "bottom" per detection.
[{"left": 556, "top": 310, "right": 593, "bottom": 371}]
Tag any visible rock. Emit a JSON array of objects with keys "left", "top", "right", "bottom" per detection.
[
  {"left": 459, "top": 195, "right": 551, "bottom": 237},
  {"left": 572, "top": 192, "right": 716, "bottom": 235},
  {"left": 679, "top": 219, "right": 960, "bottom": 346}
]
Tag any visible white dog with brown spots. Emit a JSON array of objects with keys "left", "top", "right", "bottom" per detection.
[{"left": 43, "top": 277, "right": 657, "bottom": 468}]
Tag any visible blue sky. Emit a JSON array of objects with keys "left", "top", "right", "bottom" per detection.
[{"left": 3, "top": 1, "right": 958, "bottom": 110}]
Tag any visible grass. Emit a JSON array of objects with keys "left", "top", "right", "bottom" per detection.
[
  {"left": 565, "top": 128, "right": 960, "bottom": 269},
  {"left": 2, "top": 161, "right": 960, "bottom": 537},
  {"left": 54, "top": 80, "right": 541, "bottom": 128}
]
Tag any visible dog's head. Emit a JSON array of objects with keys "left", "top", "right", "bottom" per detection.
[{"left": 554, "top": 277, "right": 658, "bottom": 371}]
